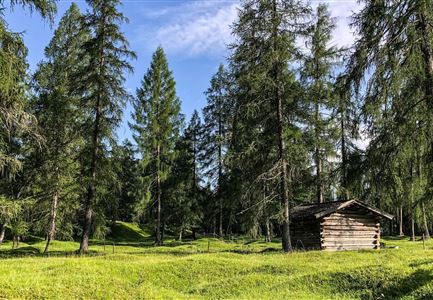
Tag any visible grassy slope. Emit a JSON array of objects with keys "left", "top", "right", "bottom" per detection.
[{"left": 0, "top": 223, "right": 433, "bottom": 299}]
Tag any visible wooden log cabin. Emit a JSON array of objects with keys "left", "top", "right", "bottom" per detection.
[{"left": 290, "top": 200, "right": 393, "bottom": 251}]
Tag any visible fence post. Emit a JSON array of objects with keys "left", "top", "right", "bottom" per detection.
[{"left": 207, "top": 240, "right": 210, "bottom": 253}]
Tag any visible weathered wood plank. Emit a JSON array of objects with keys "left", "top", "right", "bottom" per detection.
[
  {"left": 322, "top": 225, "right": 379, "bottom": 231},
  {"left": 321, "top": 221, "right": 379, "bottom": 227},
  {"left": 326, "top": 213, "right": 379, "bottom": 219},
  {"left": 323, "top": 245, "right": 376, "bottom": 251},
  {"left": 321, "top": 231, "right": 378, "bottom": 236},
  {"left": 321, "top": 241, "right": 377, "bottom": 247},
  {"left": 321, "top": 237, "right": 376, "bottom": 243}
]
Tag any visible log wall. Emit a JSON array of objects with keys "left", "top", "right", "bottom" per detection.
[{"left": 320, "top": 207, "right": 380, "bottom": 251}]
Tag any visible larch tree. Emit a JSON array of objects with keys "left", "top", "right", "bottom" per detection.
[
  {"left": 348, "top": 0, "right": 433, "bottom": 236},
  {"left": 74, "top": 0, "right": 136, "bottom": 253},
  {"left": 301, "top": 4, "right": 343, "bottom": 203},
  {"left": 130, "top": 47, "right": 181, "bottom": 246},
  {"left": 31, "top": 3, "right": 87, "bottom": 253},
  {"left": 333, "top": 74, "right": 359, "bottom": 200},
  {"left": 229, "top": 0, "right": 309, "bottom": 252},
  {"left": 0, "top": 0, "right": 56, "bottom": 245},
  {"left": 202, "top": 64, "right": 232, "bottom": 237},
  {"left": 0, "top": 0, "right": 56, "bottom": 177}
]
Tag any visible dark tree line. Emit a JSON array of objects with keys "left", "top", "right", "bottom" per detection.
[{"left": 1, "top": 0, "right": 433, "bottom": 253}]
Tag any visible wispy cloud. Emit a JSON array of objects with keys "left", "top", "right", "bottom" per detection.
[
  {"left": 324, "top": 0, "right": 362, "bottom": 48},
  {"left": 134, "top": 0, "right": 361, "bottom": 58},
  {"left": 134, "top": 1, "right": 238, "bottom": 57}
]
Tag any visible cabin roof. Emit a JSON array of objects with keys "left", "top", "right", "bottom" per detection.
[{"left": 291, "top": 199, "right": 394, "bottom": 222}]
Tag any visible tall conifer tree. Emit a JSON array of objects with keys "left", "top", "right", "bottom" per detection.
[
  {"left": 230, "top": 0, "right": 309, "bottom": 252},
  {"left": 130, "top": 47, "right": 181, "bottom": 245},
  {"left": 301, "top": 4, "right": 343, "bottom": 203},
  {"left": 202, "top": 64, "right": 232, "bottom": 236},
  {"left": 349, "top": 0, "right": 433, "bottom": 232},
  {"left": 32, "top": 3, "right": 87, "bottom": 253},
  {"left": 75, "top": 0, "right": 136, "bottom": 253}
]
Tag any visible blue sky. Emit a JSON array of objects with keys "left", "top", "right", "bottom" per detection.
[{"left": 4, "top": 0, "right": 360, "bottom": 143}]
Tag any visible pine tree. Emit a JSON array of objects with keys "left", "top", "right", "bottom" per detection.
[
  {"left": 301, "top": 4, "right": 343, "bottom": 203},
  {"left": 130, "top": 47, "right": 181, "bottom": 245},
  {"left": 202, "top": 64, "right": 232, "bottom": 236},
  {"left": 31, "top": 3, "right": 87, "bottom": 253},
  {"left": 74, "top": 0, "right": 136, "bottom": 253},
  {"left": 230, "top": 0, "right": 309, "bottom": 252}
]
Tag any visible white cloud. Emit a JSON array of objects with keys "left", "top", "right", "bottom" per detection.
[
  {"left": 135, "top": 1, "right": 238, "bottom": 57},
  {"left": 135, "top": 0, "right": 362, "bottom": 58},
  {"left": 325, "top": 0, "right": 363, "bottom": 48}
]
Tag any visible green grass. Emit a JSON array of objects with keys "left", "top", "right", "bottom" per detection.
[{"left": 1, "top": 224, "right": 433, "bottom": 299}]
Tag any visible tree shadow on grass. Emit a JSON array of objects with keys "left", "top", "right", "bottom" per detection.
[
  {"left": 0, "top": 246, "right": 40, "bottom": 258},
  {"left": 0, "top": 245, "right": 103, "bottom": 259},
  {"left": 319, "top": 266, "right": 433, "bottom": 299}
]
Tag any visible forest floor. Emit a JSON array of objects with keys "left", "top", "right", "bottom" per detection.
[{"left": 0, "top": 222, "right": 433, "bottom": 299}]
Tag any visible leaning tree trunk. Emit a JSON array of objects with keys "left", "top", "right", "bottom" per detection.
[
  {"left": 44, "top": 188, "right": 59, "bottom": 254},
  {"left": 179, "top": 225, "right": 183, "bottom": 242},
  {"left": 0, "top": 224, "right": 5, "bottom": 247}
]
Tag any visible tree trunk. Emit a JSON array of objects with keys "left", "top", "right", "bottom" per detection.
[
  {"left": 79, "top": 109, "right": 99, "bottom": 253},
  {"left": 79, "top": 6, "right": 106, "bottom": 253},
  {"left": 422, "top": 202, "right": 430, "bottom": 238},
  {"left": 44, "top": 188, "right": 59, "bottom": 254},
  {"left": 340, "top": 93, "right": 349, "bottom": 200},
  {"left": 399, "top": 205, "right": 404, "bottom": 236},
  {"left": 315, "top": 101, "right": 324, "bottom": 203},
  {"left": 272, "top": 0, "right": 292, "bottom": 253},
  {"left": 264, "top": 218, "right": 271, "bottom": 243},
  {"left": 411, "top": 217, "right": 416, "bottom": 242},
  {"left": 179, "top": 225, "right": 183, "bottom": 242},
  {"left": 218, "top": 111, "right": 224, "bottom": 237},
  {"left": 0, "top": 224, "right": 5, "bottom": 247},
  {"left": 410, "top": 162, "right": 415, "bottom": 242},
  {"left": 155, "top": 145, "right": 162, "bottom": 246}
]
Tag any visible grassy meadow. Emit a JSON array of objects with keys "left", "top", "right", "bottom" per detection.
[{"left": 1, "top": 222, "right": 433, "bottom": 299}]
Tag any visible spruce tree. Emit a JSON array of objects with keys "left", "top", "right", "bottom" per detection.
[
  {"left": 74, "top": 0, "right": 136, "bottom": 253},
  {"left": 31, "top": 3, "right": 87, "bottom": 253},
  {"left": 202, "top": 64, "right": 232, "bottom": 236},
  {"left": 130, "top": 47, "right": 181, "bottom": 245}
]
